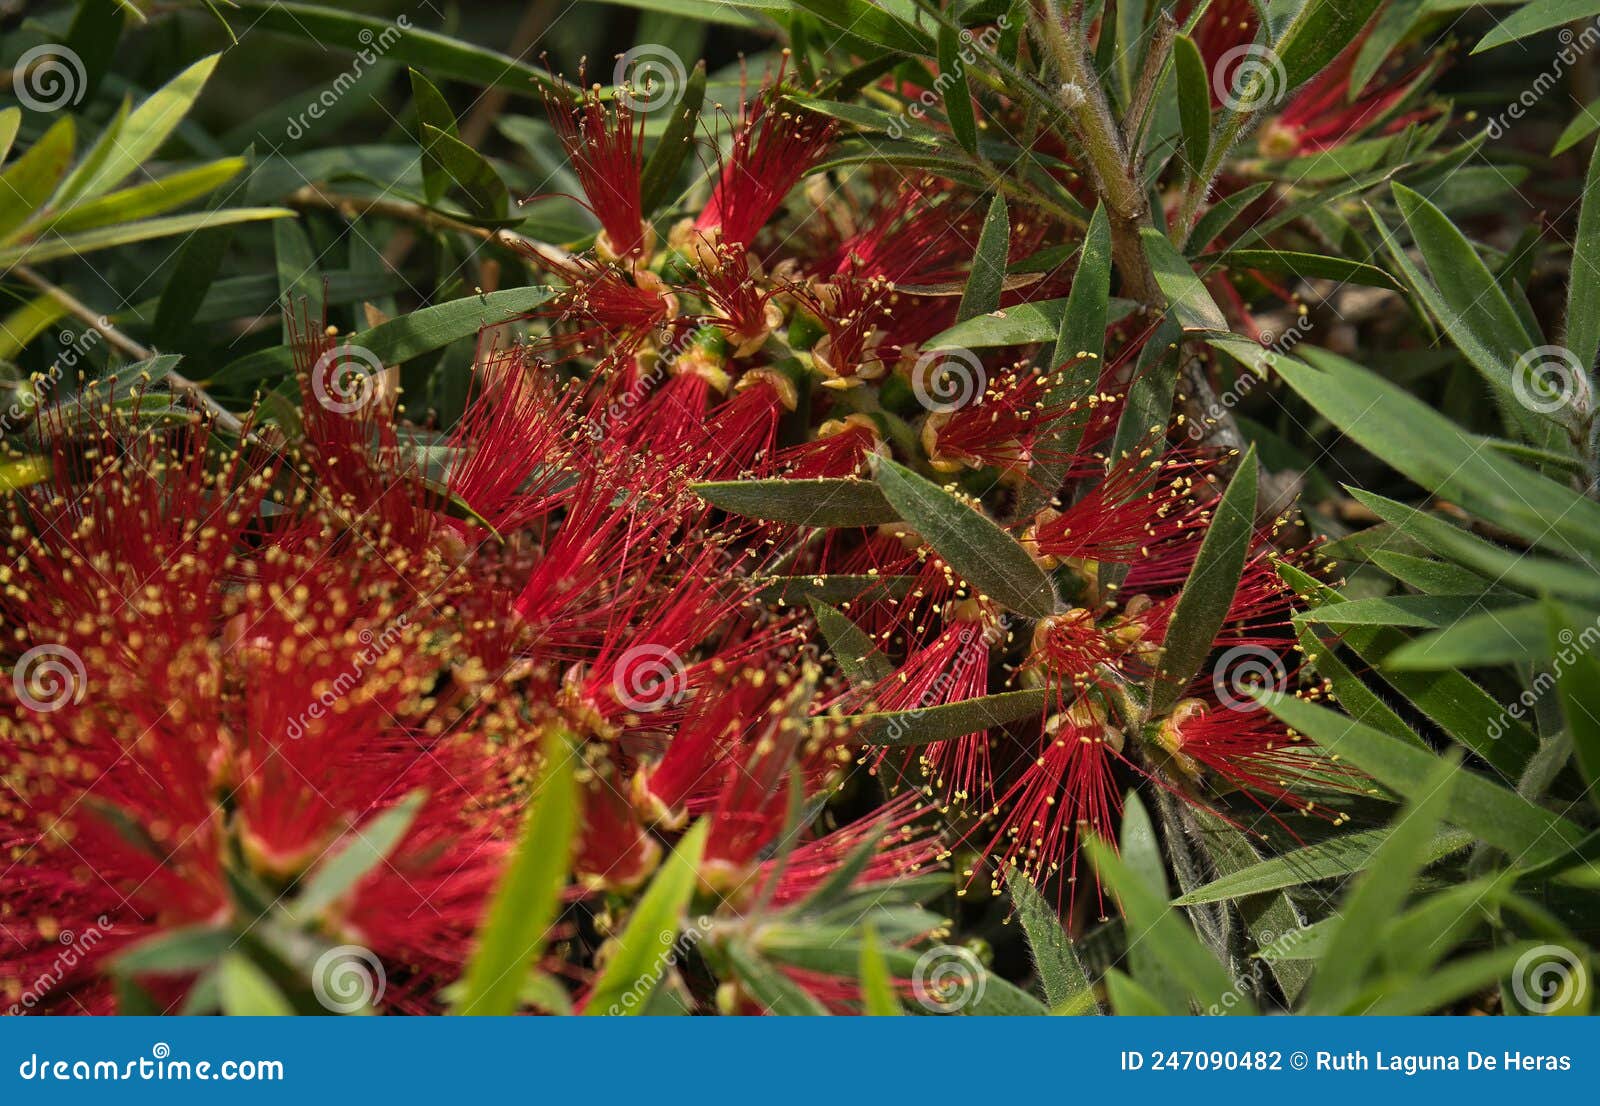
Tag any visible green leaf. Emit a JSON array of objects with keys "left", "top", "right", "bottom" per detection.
[
  {"left": 0, "top": 117, "right": 75, "bottom": 245},
  {"left": 218, "top": 954, "right": 294, "bottom": 1016},
  {"left": 859, "top": 925, "right": 903, "bottom": 1015},
  {"left": 1201, "top": 249, "right": 1398, "bottom": 290},
  {"left": 812, "top": 600, "right": 893, "bottom": 686},
  {"left": 1085, "top": 831, "right": 1248, "bottom": 1014},
  {"left": 936, "top": 22, "right": 978, "bottom": 155},
  {"left": 273, "top": 217, "right": 322, "bottom": 346},
  {"left": 113, "top": 925, "right": 236, "bottom": 975},
  {"left": 1385, "top": 602, "right": 1554, "bottom": 669},
  {"left": 1022, "top": 204, "right": 1111, "bottom": 515},
  {"left": 872, "top": 457, "right": 1055, "bottom": 618},
  {"left": 1275, "top": 0, "right": 1384, "bottom": 92},
  {"left": 851, "top": 688, "right": 1047, "bottom": 747},
  {"left": 235, "top": 3, "right": 561, "bottom": 93},
  {"left": 790, "top": 0, "right": 933, "bottom": 54},
  {"left": 1349, "top": 0, "right": 1426, "bottom": 95},
  {"left": 1567, "top": 138, "right": 1600, "bottom": 377},
  {"left": 44, "top": 158, "right": 245, "bottom": 236},
  {"left": 1174, "top": 36, "right": 1211, "bottom": 176},
  {"left": 1277, "top": 347, "right": 1600, "bottom": 563},
  {"left": 639, "top": 62, "right": 707, "bottom": 215},
  {"left": 0, "top": 208, "right": 293, "bottom": 270},
  {"left": 927, "top": 295, "right": 1137, "bottom": 350},
  {"left": 1108, "top": 314, "right": 1183, "bottom": 463},
  {"left": 0, "top": 294, "right": 68, "bottom": 363},
  {"left": 419, "top": 124, "right": 508, "bottom": 220},
  {"left": 1175, "top": 827, "right": 1472, "bottom": 905},
  {"left": 726, "top": 942, "right": 831, "bottom": 1015},
  {"left": 58, "top": 55, "right": 220, "bottom": 207},
  {"left": 1258, "top": 693, "right": 1589, "bottom": 867},
  {"left": 584, "top": 820, "right": 708, "bottom": 1015},
  {"left": 1141, "top": 228, "right": 1226, "bottom": 332},
  {"left": 1553, "top": 96, "right": 1600, "bottom": 156},
  {"left": 1007, "top": 867, "right": 1098, "bottom": 1014},
  {"left": 289, "top": 791, "right": 426, "bottom": 923},
  {"left": 1547, "top": 601, "right": 1600, "bottom": 803},
  {"left": 409, "top": 69, "right": 459, "bottom": 206},
  {"left": 0, "top": 108, "right": 19, "bottom": 165},
  {"left": 751, "top": 574, "right": 915, "bottom": 606},
  {"left": 1187, "top": 182, "right": 1273, "bottom": 251},
  {"left": 694, "top": 477, "right": 897, "bottom": 528},
  {"left": 214, "top": 287, "right": 556, "bottom": 384},
  {"left": 1302, "top": 752, "right": 1458, "bottom": 1014},
  {"left": 1475, "top": 0, "right": 1600, "bottom": 52},
  {"left": 454, "top": 728, "right": 577, "bottom": 1016},
  {"left": 1296, "top": 594, "right": 1497, "bottom": 630},
  {"left": 1152, "top": 447, "right": 1257, "bottom": 714},
  {"left": 957, "top": 195, "right": 1008, "bottom": 322}
]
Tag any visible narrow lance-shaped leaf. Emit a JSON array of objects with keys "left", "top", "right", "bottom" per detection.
[
  {"left": 1566, "top": 138, "right": 1600, "bottom": 376},
  {"left": 812, "top": 600, "right": 893, "bottom": 686},
  {"left": 859, "top": 925, "right": 903, "bottom": 1015},
  {"left": 872, "top": 456, "right": 1056, "bottom": 618},
  {"left": 1273, "top": 0, "right": 1384, "bottom": 93},
  {"left": 583, "top": 820, "right": 709, "bottom": 1015},
  {"left": 453, "top": 728, "right": 577, "bottom": 1015},
  {"left": 1151, "top": 447, "right": 1257, "bottom": 715},
  {"left": 937, "top": 21, "right": 978, "bottom": 155},
  {"left": 410, "top": 68, "right": 460, "bottom": 206},
  {"left": 289, "top": 790, "right": 426, "bottom": 923},
  {"left": 639, "top": 62, "right": 707, "bottom": 215},
  {"left": 1547, "top": 601, "right": 1600, "bottom": 805},
  {"left": 1140, "top": 228, "right": 1226, "bottom": 333},
  {"left": 1020, "top": 203, "right": 1111, "bottom": 516},
  {"left": 851, "top": 688, "right": 1047, "bottom": 748},
  {"left": 1174, "top": 35, "right": 1211, "bottom": 177},
  {"left": 694, "top": 477, "right": 898, "bottom": 528},
  {"left": 1257, "top": 692, "right": 1589, "bottom": 866},
  {"left": 418, "top": 124, "right": 508, "bottom": 220},
  {"left": 0, "top": 117, "right": 75, "bottom": 245},
  {"left": 1006, "top": 867, "right": 1098, "bottom": 1014},
  {"left": 1301, "top": 753, "right": 1459, "bottom": 1014},
  {"left": 1175, "top": 827, "right": 1473, "bottom": 905},
  {"left": 957, "top": 195, "right": 1008, "bottom": 322}
]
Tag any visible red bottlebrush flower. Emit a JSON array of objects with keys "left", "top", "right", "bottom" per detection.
[
  {"left": 775, "top": 415, "right": 886, "bottom": 479},
  {"left": 543, "top": 78, "right": 652, "bottom": 262},
  {"left": 760, "top": 793, "right": 943, "bottom": 907},
  {"left": 1029, "top": 451, "right": 1211, "bottom": 567},
  {"left": 691, "top": 68, "right": 835, "bottom": 251},
  {"left": 1190, "top": 0, "right": 1436, "bottom": 157},
  {"left": 919, "top": 360, "right": 1096, "bottom": 481},
  {"left": 0, "top": 399, "right": 517, "bottom": 1014}
]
